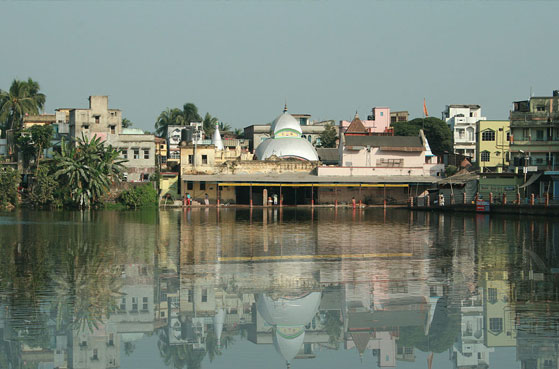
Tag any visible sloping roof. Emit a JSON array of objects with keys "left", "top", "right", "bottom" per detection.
[
  {"left": 351, "top": 332, "right": 371, "bottom": 354},
  {"left": 345, "top": 135, "right": 423, "bottom": 151},
  {"left": 316, "top": 148, "right": 339, "bottom": 164},
  {"left": 345, "top": 114, "right": 367, "bottom": 134}
]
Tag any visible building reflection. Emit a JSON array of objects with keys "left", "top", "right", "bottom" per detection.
[{"left": 1, "top": 210, "right": 559, "bottom": 368}]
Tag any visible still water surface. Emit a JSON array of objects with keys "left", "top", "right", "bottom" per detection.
[{"left": 0, "top": 208, "right": 558, "bottom": 369}]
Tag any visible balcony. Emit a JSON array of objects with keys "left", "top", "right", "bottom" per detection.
[{"left": 510, "top": 111, "right": 559, "bottom": 125}]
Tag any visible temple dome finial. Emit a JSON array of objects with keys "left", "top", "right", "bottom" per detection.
[{"left": 283, "top": 102, "right": 288, "bottom": 113}]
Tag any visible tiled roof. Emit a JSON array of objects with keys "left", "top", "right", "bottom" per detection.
[{"left": 345, "top": 115, "right": 367, "bottom": 134}]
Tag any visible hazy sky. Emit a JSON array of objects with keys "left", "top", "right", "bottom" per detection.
[{"left": 1, "top": 1, "right": 557, "bottom": 131}]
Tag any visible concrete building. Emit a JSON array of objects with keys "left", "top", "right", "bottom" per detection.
[
  {"left": 476, "top": 120, "right": 511, "bottom": 172},
  {"left": 443, "top": 104, "right": 486, "bottom": 160},
  {"left": 340, "top": 107, "right": 392, "bottom": 135},
  {"left": 67, "top": 96, "right": 156, "bottom": 182},
  {"left": 390, "top": 111, "right": 409, "bottom": 123}
]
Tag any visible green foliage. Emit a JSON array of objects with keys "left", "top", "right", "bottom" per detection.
[
  {"left": 445, "top": 165, "right": 458, "bottom": 177},
  {"left": 0, "top": 167, "right": 19, "bottom": 206},
  {"left": 318, "top": 123, "right": 338, "bottom": 148},
  {"left": 54, "top": 135, "right": 125, "bottom": 208},
  {"left": 0, "top": 78, "right": 46, "bottom": 132},
  {"left": 233, "top": 128, "right": 245, "bottom": 139},
  {"left": 29, "top": 166, "right": 59, "bottom": 207},
  {"left": 16, "top": 125, "right": 54, "bottom": 169},
  {"left": 155, "top": 103, "right": 203, "bottom": 137},
  {"left": 391, "top": 117, "right": 453, "bottom": 155},
  {"left": 324, "top": 310, "right": 343, "bottom": 348},
  {"left": 119, "top": 183, "right": 158, "bottom": 208},
  {"left": 121, "top": 117, "right": 133, "bottom": 128}
]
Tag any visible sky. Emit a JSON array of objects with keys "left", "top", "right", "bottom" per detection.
[{"left": 1, "top": 0, "right": 558, "bottom": 132}]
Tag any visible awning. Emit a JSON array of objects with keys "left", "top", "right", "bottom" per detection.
[{"left": 519, "top": 172, "right": 542, "bottom": 188}]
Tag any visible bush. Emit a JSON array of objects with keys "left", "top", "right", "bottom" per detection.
[
  {"left": 0, "top": 167, "right": 20, "bottom": 207},
  {"left": 445, "top": 165, "right": 458, "bottom": 177},
  {"left": 118, "top": 184, "right": 158, "bottom": 208},
  {"left": 29, "top": 167, "right": 60, "bottom": 208}
]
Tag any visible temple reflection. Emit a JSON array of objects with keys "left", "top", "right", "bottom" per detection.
[{"left": 0, "top": 209, "right": 559, "bottom": 368}]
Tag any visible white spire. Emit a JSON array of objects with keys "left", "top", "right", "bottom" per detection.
[
  {"left": 213, "top": 309, "right": 225, "bottom": 346},
  {"left": 212, "top": 122, "right": 224, "bottom": 150}
]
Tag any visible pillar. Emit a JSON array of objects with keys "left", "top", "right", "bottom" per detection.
[
  {"left": 311, "top": 185, "right": 314, "bottom": 207},
  {"left": 250, "top": 184, "right": 253, "bottom": 208},
  {"left": 426, "top": 194, "right": 430, "bottom": 207},
  {"left": 217, "top": 184, "right": 220, "bottom": 206},
  {"left": 263, "top": 188, "right": 268, "bottom": 207},
  {"left": 359, "top": 185, "right": 362, "bottom": 208},
  {"left": 530, "top": 193, "right": 535, "bottom": 206},
  {"left": 502, "top": 193, "right": 507, "bottom": 205},
  {"left": 545, "top": 192, "right": 550, "bottom": 207},
  {"left": 463, "top": 192, "right": 467, "bottom": 205},
  {"left": 516, "top": 191, "right": 521, "bottom": 205},
  {"left": 383, "top": 184, "right": 387, "bottom": 208},
  {"left": 335, "top": 187, "right": 338, "bottom": 207},
  {"left": 489, "top": 192, "right": 493, "bottom": 204},
  {"left": 279, "top": 185, "right": 283, "bottom": 207}
]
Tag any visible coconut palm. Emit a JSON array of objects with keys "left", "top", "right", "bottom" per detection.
[
  {"left": 0, "top": 78, "right": 46, "bottom": 132},
  {"left": 122, "top": 118, "right": 133, "bottom": 128},
  {"left": 155, "top": 108, "right": 185, "bottom": 137}
]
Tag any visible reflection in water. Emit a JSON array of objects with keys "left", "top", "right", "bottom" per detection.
[{"left": 0, "top": 209, "right": 558, "bottom": 368}]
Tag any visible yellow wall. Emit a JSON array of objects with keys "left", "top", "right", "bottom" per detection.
[
  {"left": 477, "top": 120, "right": 510, "bottom": 171},
  {"left": 160, "top": 175, "right": 179, "bottom": 199}
]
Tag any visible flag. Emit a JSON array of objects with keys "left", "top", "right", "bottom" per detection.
[{"left": 423, "top": 98, "right": 429, "bottom": 117}]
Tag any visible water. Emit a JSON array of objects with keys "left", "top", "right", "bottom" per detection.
[{"left": 0, "top": 208, "right": 558, "bottom": 369}]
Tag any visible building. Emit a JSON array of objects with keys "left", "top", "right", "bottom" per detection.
[
  {"left": 390, "top": 111, "right": 409, "bottom": 123},
  {"left": 67, "top": 96, "right": 156, "bottom": 182},
  {"left": 476, "top": 120, "right": 510, "bottom": 172},
  {"left": 254, "top": 107, "right": 319, "bottom": 161},
  {"left": 340, "top": 107, "right": 392, "bottom": 135},
  {"left": 243, "top": 113, "right": 335, "bottom": 152},
  {"left": 443, "top": 104, "right": 486, "bottom": 160}
]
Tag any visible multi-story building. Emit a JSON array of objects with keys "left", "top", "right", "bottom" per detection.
[
  {"left": 66, "top": 96, "right": 156, "bottom": 182},
  {"left": 476, "top": 120, "right": 510, "bottom": 172},
  {"left": 443, "top": 104, "right": 486, "bottom": 160},
  {"left": 390, "top": 111, "right": 409, "bottom": 123},
  {"left": 340, "top": 107, "right": 392, "bottom": 134},
  {"left": 509, "top": 92, "right": 559, "bottom": 171}
]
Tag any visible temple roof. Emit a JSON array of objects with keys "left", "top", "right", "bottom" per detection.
[{"left": 345, "top": 113, "right": 367, "bottom": 134}]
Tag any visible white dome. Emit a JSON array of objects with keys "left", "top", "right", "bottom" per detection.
[
  {"left": 256, "top": 292, "right": 321, "bottom": 326},
  {"left": 271, "top": 112, "right": 303, "bottom": 137},
  {"left": 273, "top": 326, "right": 306, "bottom": 363},
  {"left": 254, "top": 137, "right": 319, "bottom": 161}
]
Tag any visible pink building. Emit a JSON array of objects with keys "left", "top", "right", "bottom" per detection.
[{"left": 340, "top": 108, "right": 391, "bottom": 134}]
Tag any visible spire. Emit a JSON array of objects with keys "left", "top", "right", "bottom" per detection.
[
  {"left": 283, "top": 101, "right": 288, "bottom": 113},
  {"left": 354, "top": 110, "right": 359, "bottom": 119},
  {"left": 212, "top": 121, "right": 224, "bottom": 150}
]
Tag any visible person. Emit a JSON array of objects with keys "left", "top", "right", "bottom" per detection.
[
  {"left": 268, "top": 196, "right": 273, "bottom": 206},
  {"left": 204, "top": 193, "right": 209, "bottom": 206},
  {"left": 273, "top": 193, "right": 278, "bottom": 205},
  {"left": 352, "top": 196, "right": 356, "bottom": 209},
  {"left": 186, "top": 193, "right": 191, "bottom": 206}
]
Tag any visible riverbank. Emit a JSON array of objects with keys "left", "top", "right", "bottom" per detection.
[{"left": 410, "top": 203, "right": 559, "bottom": 216}]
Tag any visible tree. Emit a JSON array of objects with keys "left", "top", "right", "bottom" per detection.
[
  {"left": 202, "top": 112, "right": 219, "bottom": 138},
  {"left": 318, "top": 123, "right": 338, "bottom": 148},
  {"left": 0, "top": 167, "right": 19, "bottom": 207},
  {"left": 155, "top": 108, "right": 185, "bottom": 137},
  {"left": 182, "top": 103, "right": 202, "bottom": 125},
  {"left": 119, "top": 183, "right": 158, "bottom": 208},
  {"left": 233, "top": 128, "right": 245, "bottom": 139},
  {"left": 391, "top": 117, "right": 452, "bottom": 155},
  {"left": 53, "top": 135, "right": 126, "bottom": 208},
  {"left": 16, "top": 124, "right": 53, "bottom": 171},
  {"left": 0, "top": 78, "right": 46, "bottom": 132},
  {"left": 121, "top": 118, "right": 133, "bottom": 128},
  {"left": 29, "top": 166, "right": 59, "bottom": 207}
]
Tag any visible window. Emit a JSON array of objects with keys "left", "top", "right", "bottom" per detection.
[
  {"left": 188, "top": 155, "right": 193, "bottom": 164},
  {"left": 142, "top": 297, "right": 148, "bottom": 311},
  {"left": 187, "top": 181, "right": 193, "bottom": 190},
  {"left": 536, "top": 130, "right": 544, "bottom": 141},
  {"left": 92, "top": 349, "right": 98, "bottom": 360},
  {"left": 488, "top": 288, "right": 497, "bottom": 304},
  {"left": 481, "top": 151, "right": 491, "bottom": 162},
  {"left": 110, "top": 125, "right": 115, "bottom": 134},
  {"left": 120, "top": 297, "right": 126, "bottom": 311},
  {"left": 380, "top": 111, "right": 384, "bottom": 116},
  {"left": 94, "top": 115, "right": 100, "bottom": 123},
  {"left": 523, "top": 128, "right": 530, "bottom": 140},
  {"left": 133, "top": 148, "right": 140, "bottom": 159},
  {"left": 202, "top": 288, "right": 208, "bottom": 302},
  {"left": 489, "top": 318, "right": 503, "bottom": 332},
  {"left": 536, "top": 106, "right": 546, "bottom": 112},
  {"left": 200, "top": 181, "right": 206, "bottom": 190},
  {"left": 83, "top": 124, "right": 89, "bottom": 130},
  {"left": 188, "top": 289, "right": 193, "bottom": 303},
  {"left": 482, "top": 130, "right": 495, "bottom": 141},
  {"left": 458, "top": 129, "right": 465, "bottom": 139},
  {"left": 143, "top": 148, "right": 150, "bottom": 159},
  {"left": 391, "top": 116, "right": 397, "bottom": 123},
  {"left": 131, "top": 297, "right": 138, "bottom": 311},
  {"left": 121, "top": 148, "right": 128, "bottom": 159},
  {"left": 202, "top": 155, "right": 208, "bottom": 164},
  {"left": 507, "top": 132, "right": 511, "bottom": 142}
]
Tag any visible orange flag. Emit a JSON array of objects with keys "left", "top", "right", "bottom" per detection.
[{"left": 423, "top": 98, "right": 429, "bottom": 117}]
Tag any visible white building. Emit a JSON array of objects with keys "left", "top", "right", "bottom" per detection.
[{"left": 443, "top": 105, "right": 486, "bottom": 161}]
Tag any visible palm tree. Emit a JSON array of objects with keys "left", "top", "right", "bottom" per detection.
[
  {"left": 155, "top": 108, "right": 185, "bottom": 137},
  {"left": 122, "top": 118, "right": 133, "bottom": 128},
  {"left": 0, "top": 78, "right": 46, "bottom": 132},
  {"left": 202, "top": 113, "right": 219, "bottom": 138},
  {"left": 233, "top": 128, "right": 244, "bottom": 139},
  {"left": 53, "top": 135, "right": 126, "bottom": 208}
]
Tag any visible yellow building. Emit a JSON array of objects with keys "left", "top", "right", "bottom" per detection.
[{"left": 476, "top": 120, "right": 510, "bottom": 172}]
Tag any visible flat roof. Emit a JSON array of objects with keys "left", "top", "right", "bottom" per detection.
[{"left": 180, "top": 173, "right": 438, "bottom": 184}]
